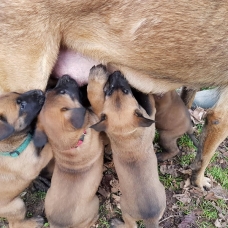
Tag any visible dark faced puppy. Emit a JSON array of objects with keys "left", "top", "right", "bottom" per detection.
[
  {"left": 34, "top": 75, "right": 104, "bottom": 228},
  {"left": 0, "top": 90, "right": 53, "bottom": 228},
  {"left": 88, "top": 65, "right": 166, "bottom": 228},
  {"left": 154, "top": 90, "right": 198, "bottom": 161}
]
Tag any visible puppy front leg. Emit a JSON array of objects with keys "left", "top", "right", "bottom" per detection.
[
  {"left": 0, "top": 197, "right": 43, "bottom": 228},
  {"left": 87, "top": 64, "right": 109, "bottom": 116},
  {"left": 36, "top": 143, "right": 53, "bottom": 171}
]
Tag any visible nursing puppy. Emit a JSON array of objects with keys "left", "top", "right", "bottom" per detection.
[
  {"left": 34, "top": 75, "right": 104, "bottom": 228},
  {"left": 154, "top": 90, "right": 198, "bottom": 161},
  {"left": 88, "top": 65, "right": 166, "bottom": 228},
  {"left": 0, "top": 90, "right": 52, "bottom": 228}
]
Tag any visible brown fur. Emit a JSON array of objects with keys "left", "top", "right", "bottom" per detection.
[
  {"left": 88, "top": 65, "right": 166, "bottom": 228},
  {"left": 34, "top": 76, "right": 104, "bottom": 228},
  {"left": 154, "top": 90, "right": 197, "bottom": 161},
  {"left": 0, "top": 90, "right": 53, "bottom": 228},
  {"left": 1, "top": 0, "right": 227, "bottom": 189}
]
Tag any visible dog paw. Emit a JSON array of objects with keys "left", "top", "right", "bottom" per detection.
[
  {"left": 191, "top": 175, "right": 211, "bottom": 191},
  {"left": 89, "top": 64, "right": 108, "bottom": 82},
  {"left": 33, "top": 216, "right": 44, "bottom": 228},
  {"left": 14, "top": 216, "right": 44, "bottom": 228},
  {"left": 31, "top": 176, "right": 51, "bottom": 192},
  {"left": 109, "top": 218, "right": 125, "bottom": 228},
  {"left": 156, "top": 150, "right": 180, "bottom": 162}
]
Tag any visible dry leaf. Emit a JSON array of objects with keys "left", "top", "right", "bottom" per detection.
[{"left": 178, "top": 212, "right": 196, "bottom": 228}]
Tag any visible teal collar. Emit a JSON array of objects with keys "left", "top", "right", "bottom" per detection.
[{"left": 0, "top": 133, "right": 33, "bottom": 157}]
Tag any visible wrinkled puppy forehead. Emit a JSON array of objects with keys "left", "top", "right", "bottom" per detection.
[
  {"left": 45, "top": 75, "right": 82, "bottom": 105},
  {"left": 105, "top": 71, "right": 132, "bottom": 95}
]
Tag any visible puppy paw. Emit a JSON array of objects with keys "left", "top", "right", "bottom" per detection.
[
  {"left": 33, "top": 216, "right": 44, "bottom": 228},
  {"left": 89, "top": 64, "right": 108, "bottom": 82},
  {"left": 109, "top": 218, "right": 125, "bottom": 228},
  {"left": 13, "top": 216, "right": 44, "bottom": 228},
  {"left": 156, "top": 150, "right": 180, "bottom": 162},
  {"left": 31, "top": 176, "right": 51, "bottom": 192}
]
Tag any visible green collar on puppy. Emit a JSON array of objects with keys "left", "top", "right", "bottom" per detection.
[{"left": 0, "top": 133, "right": 33, "bottom": 157}]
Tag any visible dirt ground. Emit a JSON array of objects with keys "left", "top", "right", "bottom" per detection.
[{"left": 0, "top": 109, "right": 228, "bottom": 228}]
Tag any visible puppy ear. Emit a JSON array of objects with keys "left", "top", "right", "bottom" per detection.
[
  {"left": 90, "top": 114, "right": 107, "bottom": 132},
  {"left": 0, "top": 120, "right": 14, "bottom": 141},
  {"left": 90, "top": 120, "right": 106, "bottom": 132},
  {"left": 69, "top": 107, "right": 86, "bottom": 129},
  {"left": 134, "top": 110, "right": 155, "bottom": 128},
  {"left": 33, "top": 123, "right": 48, "bottom": 148}
]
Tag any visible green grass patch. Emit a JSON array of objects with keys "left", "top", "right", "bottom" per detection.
[
  {"left": 200, "top": 201, "right": 218, "bottom": 220},
  {"left": 159, "top": 174, "right": 183, "bottom": 190},
  {"left": 179, "top": 152, "right": 196, "bottom": 167},
  {"left": 137, "top": 220, "right": 145, "bottom": 228},
  {"left": 206, "top": 166, "right": 228, "bottom": 190},
  {"left": 178, "top": 134, "right": 197, "bottom": 149},
  {"left": 97, "top": 204, "right": 110, "bottom": 228},
  {"left": 154, "top": 130, "right": 159, "bottom": 143}
]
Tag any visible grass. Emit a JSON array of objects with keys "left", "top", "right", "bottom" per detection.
[
  {"left": 179, "top": 152, "right": 196, "bottom": 167},
  {"left": 178, "top": 134, "right": 197, "bottom": 149},
  {"left": 206, "top": 165, "right": 228, "bottom": 190},
  {"left": 159, "top": 173, "right": 183, "bottom": 190},
  {"left": 97, "top": 204, "right": 111, "bottom": 228}
]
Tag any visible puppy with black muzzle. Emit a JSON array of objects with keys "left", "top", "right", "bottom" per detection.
[
  {"left": 154, "top": 90, "right": 198, "bottom": 161},
  {"left": 34, "top": 75, "right": 104, "bottom": 228},
  {"left": 0, "top": 90, "right": 53, "bottom": 228},
  {"left": 87, "top": 65, "right": 166, "bottom": 228}
]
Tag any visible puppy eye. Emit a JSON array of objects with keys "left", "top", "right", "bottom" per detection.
[
  {"left": 100, "top": 113, "right": 107, "bottom": 121},
  {"left": 134, "top": 110, "right": 143, "bottom": 117},
  {"left": 0, "top": 114, "right": 7, "bottom": 122},
  {"left": 20, "top": 101, "right": 26, "bottom": 110},
  {"left": 60, "top": 90, "right": 66, "bottom": 94},
  {"left": 61, "top": 107, "right": 69, "bottom": 111},
  {"left": 16, "top": 99, "right": 21, "bottom": 104}
]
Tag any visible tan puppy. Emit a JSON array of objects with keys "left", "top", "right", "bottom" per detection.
[
  {"left": 34, "top": 75, "right": 104, "bottom": 228},
  {"left": 153, "top": 90, "right": 198, "bottom": 161},
  {"left": 1, "top": 1, "right": 228, "bottom": 190},
  {"left": 0, "top": 90, "right": 52, "bottom": 228},
  {"left": 88, "top": 65, "right": 166, "bottom": 228}
]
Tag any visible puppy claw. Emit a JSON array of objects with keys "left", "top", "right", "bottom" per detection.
[
  {"left": 202, "top": 177, "right": 211, "bottom": 190},
  {"left": 191, "top": 175, "right": 211, "bottom": 191},
  {"left": 89, "top": 64, "right": 108, "bottom": 82}
]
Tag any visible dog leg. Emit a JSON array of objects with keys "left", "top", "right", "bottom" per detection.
[
  {"left": 156, "top": 132, "right": 180, "bottom": 161},
  {"left": 0, "top": 197, "right": 43, "bottom": 228},
  {"left": 191, "top": 108, "right": 228, "bottom": 189},
  {"left": 110, "top": 213, "right": 137, "bottom": 228},
  {"left": 180, "top": 86, "right": 198, "bottom": 109},
  {"left": 191, "top": 87, "right": 228, "bottom": 189},
  {"left": 87, "top": 64, "right": 109, "bottom": 116}
]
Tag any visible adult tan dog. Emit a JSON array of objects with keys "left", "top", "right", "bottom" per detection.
[
  {"left": 88, "top": 65, "right": 166, "bottom": 228},
  {"left": 0, "top": 90, "right": 52, "bottom": 228},
  {"left": 1, "top": 1, "right": 228, "bottom": 190},
  {"left": 154, "top": 90, "right": 198, "bottom": 161},
  {"left": 34, "top": 75, "right": 104, "bottom": 228}
]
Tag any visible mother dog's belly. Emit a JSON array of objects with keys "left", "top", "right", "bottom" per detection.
[
  {"left": 51, "top": 49, "right": 182, "bottom": 94},
  {"left": 52, "top": 49, "right": 99, "bottom": 87}
]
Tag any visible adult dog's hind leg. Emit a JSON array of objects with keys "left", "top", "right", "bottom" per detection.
[{"left": 191, "top": 88, "right": 228, "bottom": 189}]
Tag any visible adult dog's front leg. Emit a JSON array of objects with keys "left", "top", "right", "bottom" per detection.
[
  {"left": 191, "top": 88, "right": 228, "bottom": 189},
  {"left": 87, "top": 64, "right": 109, "bottom": 116}
]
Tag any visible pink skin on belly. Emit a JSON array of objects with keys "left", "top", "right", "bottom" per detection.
[{"left": 52, "top": 49, "right": 100, "bottom": 86}]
